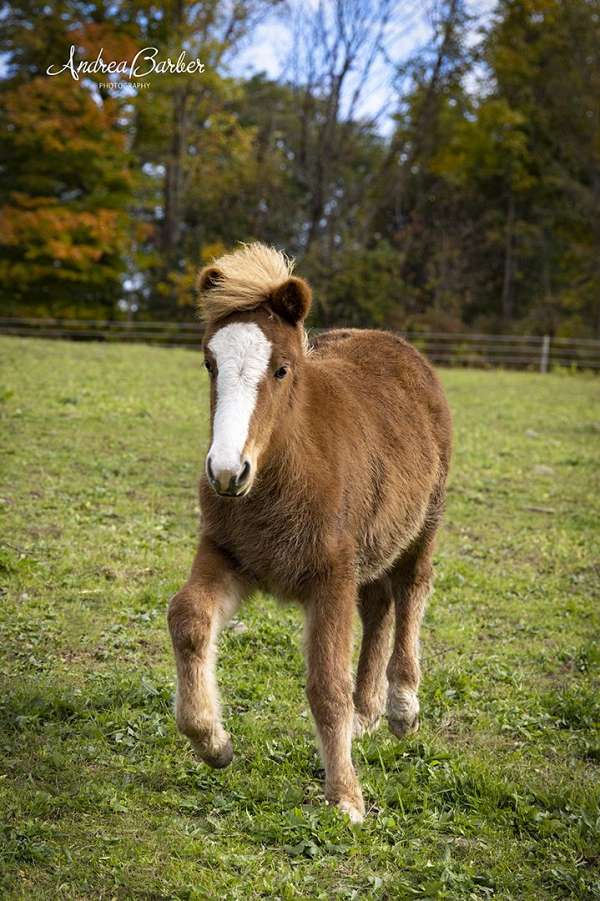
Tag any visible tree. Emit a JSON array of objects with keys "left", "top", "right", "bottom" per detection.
[
  {"left": 130, "top": 0, "right": 280, "bottom": 314},
  {"left": 0, "top": 1, "right": 144, "bottom": 316},
  {"left": 0, "top": 76, "right": 137, "bottom": 316},
  {"left": 486, "top": 0, "right": 600, "bottom": 336}
]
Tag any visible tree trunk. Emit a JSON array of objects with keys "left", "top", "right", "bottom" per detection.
[
  {"left": 364, "top": 0, "right": 460, "bottom": 241},
  {"left": 162, "top": 88, "right": 187, "bottom": 264},
  {"left": 501, "top": 192, "right": 515, "bottom": 323},
  {"left": 161, "top": 0, "right": 186, "bottom": 268}
]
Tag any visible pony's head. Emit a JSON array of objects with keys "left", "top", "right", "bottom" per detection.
[{"left": 199, "top": 243, "right": 312, "bottom": 498}]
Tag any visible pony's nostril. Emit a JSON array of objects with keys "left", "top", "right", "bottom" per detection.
[
  {"left": 237, "top": 460, "right": 251, "bottom": 486},
  {"left": 207, "top": 456, "right": 216, "bottom": 484}
]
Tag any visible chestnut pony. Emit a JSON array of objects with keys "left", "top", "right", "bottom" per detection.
[{"left": 168, "top": 243, "right": 452, "bottom": 822}]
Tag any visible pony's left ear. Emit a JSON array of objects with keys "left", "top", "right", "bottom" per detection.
[{"left": 270, "top": 277, "right": 312, "bottom": 324}]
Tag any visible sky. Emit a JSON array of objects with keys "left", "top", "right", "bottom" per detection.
[{"left": 230, "top": 0, "right": 498, "bottom": 129}]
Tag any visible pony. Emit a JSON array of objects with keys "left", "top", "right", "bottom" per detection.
[{"left": 168, "top": 243, "right": 452, "bottom": 823}]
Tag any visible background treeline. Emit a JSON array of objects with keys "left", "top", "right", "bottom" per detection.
[{"left": 1, "top": 0, "right": 599, "bottom": 336}]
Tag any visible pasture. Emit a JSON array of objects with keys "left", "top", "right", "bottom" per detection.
[{"left": 0, "top": 336, "right": 599, "bottom": 899}]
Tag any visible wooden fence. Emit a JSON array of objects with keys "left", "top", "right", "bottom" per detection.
[{"left": 1, "top": 317, "right": 599, "bottom": 372}]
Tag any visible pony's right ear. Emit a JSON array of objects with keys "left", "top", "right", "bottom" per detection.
[
  {"left": 197, "top": 266, "right": 224, "bottom": 294},
  {"left": 270, "top": 277, "right": 312, "bottom": 324}
]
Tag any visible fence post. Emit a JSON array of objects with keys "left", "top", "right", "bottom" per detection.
[{"left": 540, "top": 334, "right": 550, "bottom": 373}]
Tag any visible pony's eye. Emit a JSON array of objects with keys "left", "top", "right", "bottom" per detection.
[
  {"left": 204, "top": 360, "right": 214, "bottom": 375},
  {"left": 274, "top": 366, "right": 288, "bottom": 380}
]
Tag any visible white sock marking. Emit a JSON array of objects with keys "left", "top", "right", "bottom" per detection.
[{"left": 207, "top": 323, "right": 271, "bottom": 475}]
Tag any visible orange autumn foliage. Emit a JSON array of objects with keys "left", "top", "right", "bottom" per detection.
[{"left": 0, "top": 76, "right": 139, "bottom": 315}]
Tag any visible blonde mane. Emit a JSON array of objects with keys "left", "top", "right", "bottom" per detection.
[{"left": 198, "top": 243, "right": 295, "bottom": 323}]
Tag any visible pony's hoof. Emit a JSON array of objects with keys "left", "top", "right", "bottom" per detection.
[
  {"left": 387, "top": 686, "right": 420, "bottom": 738},
  {"left": 191, "top": 735, "right": 234, "bottom": 769},
  {"left": 206, "top": 738, "right": 234, "bottom": 769},
  {"left": 388, "top": 713, "right": 419, "bottom": 738},
  {"left": 338, "top": 799, "right": 365, "bottom": 824}
]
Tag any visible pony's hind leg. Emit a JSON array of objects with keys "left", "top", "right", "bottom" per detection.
[
  {"left": 386, "top": 535, "right": 435, "bottom": 738},
  {"left": 353, "top": 576, "right": 394, "bottom": 738},
  {"left": 304, "top": 570, "right": 365, "bottom": 823},
  {"left": 168, "top": 536, "right": 246, "bottom": 768}
]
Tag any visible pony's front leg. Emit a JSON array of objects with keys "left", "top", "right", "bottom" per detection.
[
  {"left": 304, "top": 571, "right": 365, "bottom": 823},
  {"left": 168, "top": 536, "right": 246, "bottom": 768}
]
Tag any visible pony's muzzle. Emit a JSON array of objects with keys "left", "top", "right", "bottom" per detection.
[{"left": 206, "top": 455, "right": 252, "bottom": 497}]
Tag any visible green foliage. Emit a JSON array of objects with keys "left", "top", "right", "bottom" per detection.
[
  {"left": 304, "top": 241, "right": 410, "bottom": 328},
  {"left": 0, "top": 337, "right": 599, "bottom": 897},
  {"left": 423, "top": 0, "right": 600, "bottom": 334}
]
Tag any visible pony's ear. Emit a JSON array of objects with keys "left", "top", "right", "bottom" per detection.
[
  {"left": 270, "top": 277, "right": 312, "bottom": 324},
  {"left": 197, "top": 266, "right": 224, "bottom": 293}
]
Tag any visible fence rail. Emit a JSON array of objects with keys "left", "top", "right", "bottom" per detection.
[{"left": 1, "top": 317, "right": 599, "bottom": 371}]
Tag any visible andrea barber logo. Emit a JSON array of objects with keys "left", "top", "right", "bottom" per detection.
[{"left": 46, "top": 45, "right": 206, "bottom": 80}]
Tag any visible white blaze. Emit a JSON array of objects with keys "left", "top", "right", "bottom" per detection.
[{"left": 207, "top": 322, "right": 272, "bottom": 476}]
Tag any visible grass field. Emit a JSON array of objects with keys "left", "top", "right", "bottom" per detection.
[{"left": 0, "top": 337, "right": 599, "bottom": 900}]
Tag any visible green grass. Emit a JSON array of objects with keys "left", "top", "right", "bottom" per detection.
[{"left": 0, "top": 337, "right": 599, "bottom": 900}]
